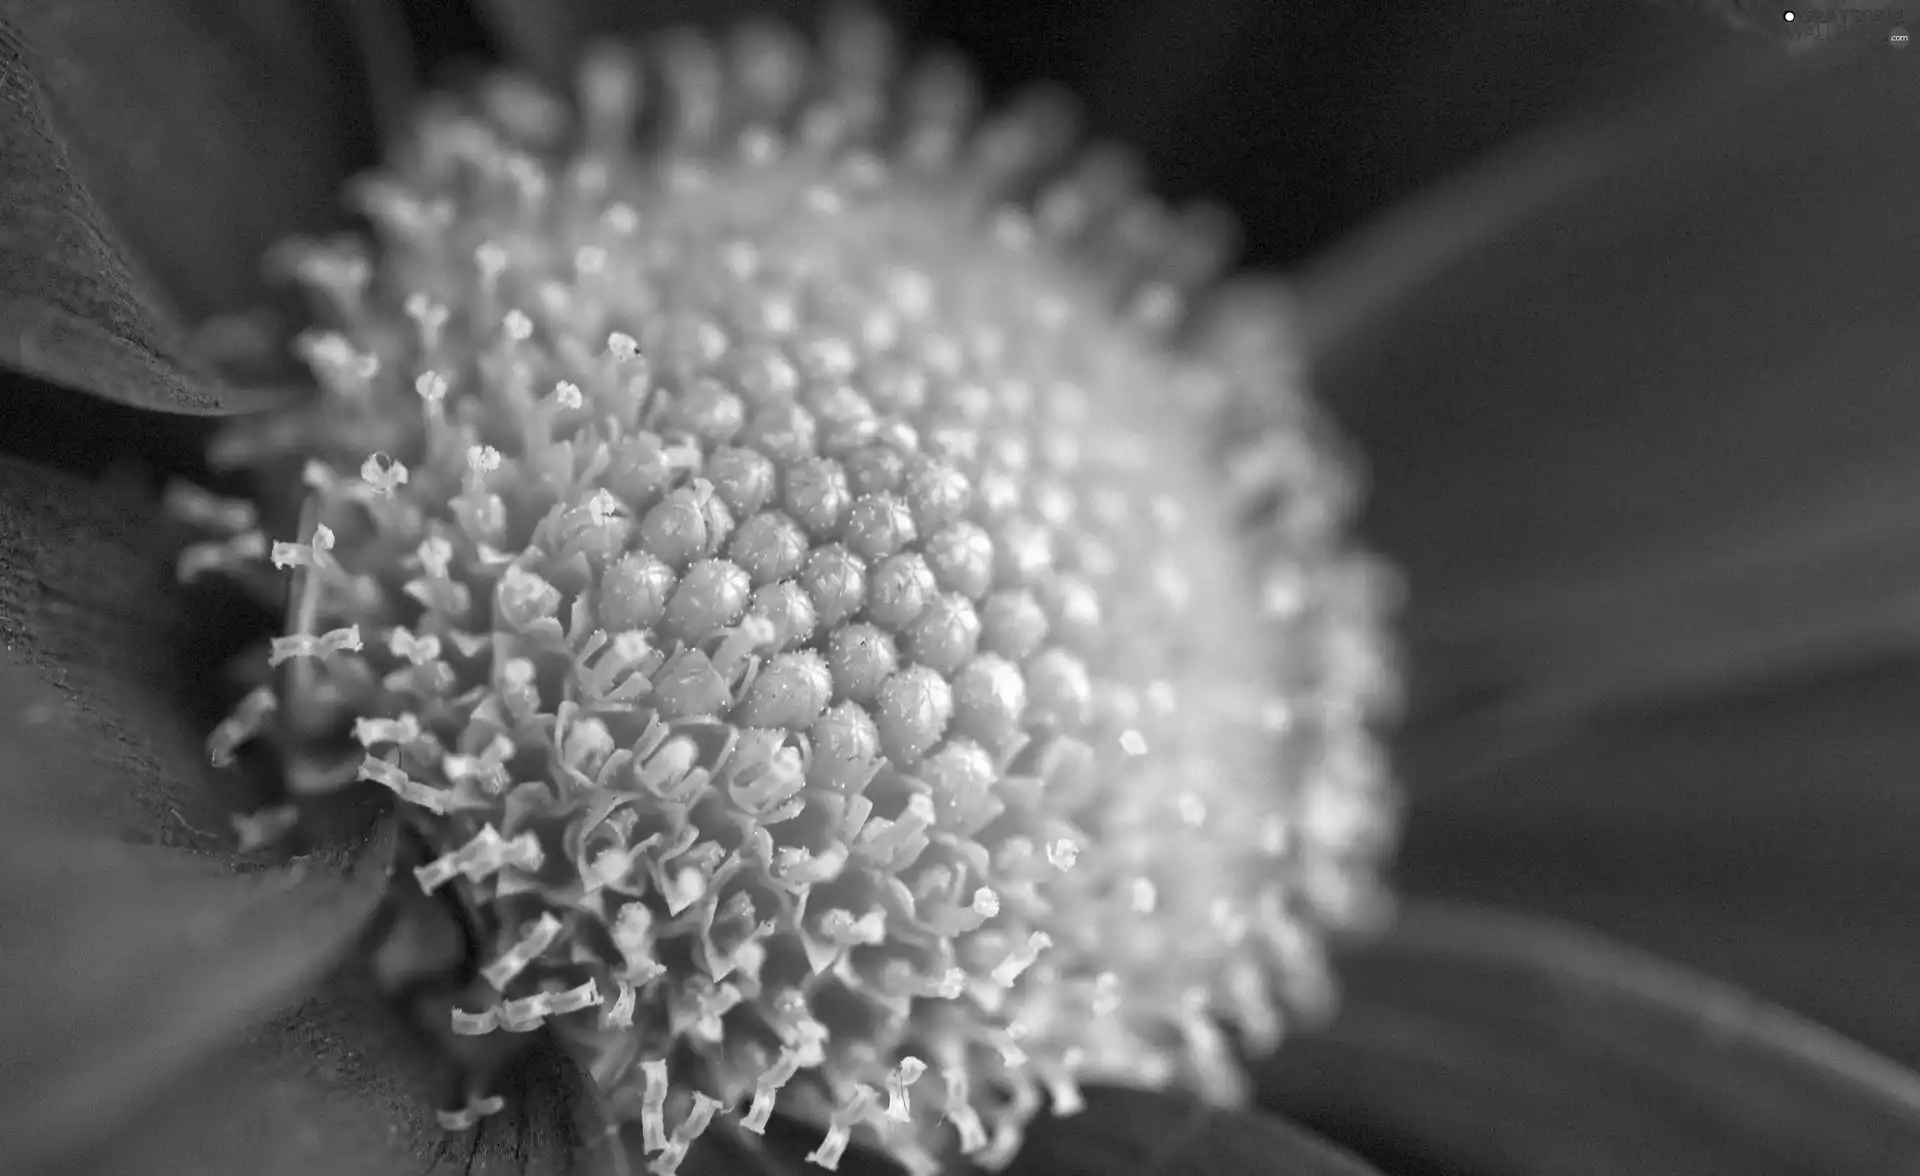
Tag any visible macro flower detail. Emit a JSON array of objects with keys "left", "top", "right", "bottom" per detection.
[{"left": 172, "top": 11, "right": 1397, "bottom": 1175}]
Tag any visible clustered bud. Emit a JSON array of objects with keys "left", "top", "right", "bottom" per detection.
[{"left": 178, "top": 11, "right": 1398, "bottom": 1175}]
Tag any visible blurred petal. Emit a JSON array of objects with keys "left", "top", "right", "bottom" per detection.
[
  {"left": 1065, "top": 0, "right": 1746, "bottom": 267},
  {"left": 0, "top": 455, "right": 391, "bottom": 1173},
  {"left": 1397, "top": 658, "right": 1920, "bottom": 1065},
  {"left": 1257, "top": 900, "right": 1920, "bottom": 1176},
  {"left": 0, "top": 0, "right": 411, "bottom": 414},
  {"left": 1005, "top": 1089, "right": 1384, "bottom": 1176},
  {"left": 83, "top": 975, "right": 588, "bottom": 1176},
  {"left": 1299, "top": 40, "right": 1920, "bottom": 744}
]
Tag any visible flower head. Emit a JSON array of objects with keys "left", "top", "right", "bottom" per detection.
[{"left": 177, "top": 10, "right": 1395, "bottom": 1173}]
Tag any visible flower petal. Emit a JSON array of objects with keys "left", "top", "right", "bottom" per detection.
[
  {"left": 79, "top": 974, "right": 587, "bottom": 1176},
  {"left": 1398, "top": 659, "right": 1920, "bottom": 1066},
  {"left": 1004, "top": 1089, "right": 1385, "bottom": 1176},
  {"left": 0, "top": 0, "right": 407, "bottom": 413},
  {"left": 1062, "top": 0, "right": 1748, "bottom": 268},
  {"left": 1298, "top": 39, "right": 1920, "bottom": 739},
  {"left": 1256, "top": 900, "right": 1920, "bottom": 1176},
  {"left": 0, "top": 454, "right": 391, "bottom": 1173}
]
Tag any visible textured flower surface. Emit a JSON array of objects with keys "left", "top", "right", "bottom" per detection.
[
  {"left": 183, "top": 14, "right": 1396, "bottom": 1171},
  {"left": 5, "top": 2, "right": 1920, "bottom": 1176}
]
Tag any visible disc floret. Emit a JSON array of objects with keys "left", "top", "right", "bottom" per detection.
[{"left": 181, "top": 12, "right": 1398, "bottom": 1175}]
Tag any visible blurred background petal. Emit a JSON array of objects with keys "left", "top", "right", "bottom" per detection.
[
  {"left": 0, "top": 0, "right": 412, "bottom": 414},
  {"left": 914, "top": 0, "right": 1748, "bottom": 266},
  {"left": 1004, "top": 1089, "right": 1384, "bottom": 1176},
  {"left": 0, "top": 455, "right": 393, "bottom": 1174},
  {"left": 81, "top": 975, "right": 589, "bottom": 1176},
  {"left": 1297, "top": 40, "right": 1920, "bottom": 738},
  {"left": 1259, "top": 27, "right": 1920, "bottom": 1063},
  {"left": 1398, "top": 660, "right": 1920, "bottom": 1065},
  {"left": 1257, "top": 901, "right": 1920, "bottom": 1176}
]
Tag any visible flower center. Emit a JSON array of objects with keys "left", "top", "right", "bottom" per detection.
[{"left": 173, "top": 13, "right": 1398, "bottom": 1175}]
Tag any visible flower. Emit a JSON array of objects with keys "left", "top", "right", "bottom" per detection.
[
  {"left": 2, "top": 2, "right": 1919, "bottom": 1176},
  {"left": 180, "top": 17, "right": 1397, "bottom": 1171}
]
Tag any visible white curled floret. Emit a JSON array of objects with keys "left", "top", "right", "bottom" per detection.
[
  {"left": 450, "top": 1006, "right": 502, "bottom": 1036},
  {"left": 651, "top": 1091, "right": 724, "bottom": 1176},
  {"left": 987, "top": 1029, "right": 1028, "bottom": 1069},
  {"left": 905, "top": 967, "right": 967, "bottom": 1000},
  {"left": 990, "top": 931, "right": 1052, "bottom": 988},
  {"left": 441, "top": 733, "right": 514, "bottom": 793},
  {"left": 466, "top": 443, "right": 503, "bottom": 482},
  {"left": 354, "top": 752, "right": 456, "bottom": 811},
  {"left": 414, "top": 370, "right": 450, "bottom": 412},
  {"left": 267, "top": 624, "right": 362, "bottom": 666},
  {"left": 360, "top": 452, "right": 411, "bottom": 495},
  {"left": 741, "top": 1047, "right": 806, "bottom": 1134},
  {"left": 883, "top": 1057, "right": 927, "bottom": 1123},
  {"left": 386, "top": 626, "right": 442, "bottom": 664},
  {"left": 493, "top": 994, "right": 550, "bottom": 1035},
  {"left": 806, "top": 1085, "right": 881, "bottom": 1171},
  {"left": 481, "top": 912, "right": 565, "bottom": 989},
  {"left": 1037, "top": 1049, "right": 1086, "bottom": 1116},
  {"left": 601, "top": 979, "right": 637, "bottom": 1029},
  {"left": 639, "top": 1059, "right": 671, "bottom": 1152},
  {"left": 352, "top": 712, "right": 422, "bottom": 748},
  {"left": 270, "top": 523, "right": 337, "bottom": 570},
  {"left": 942, "top": 1065, "right": 989, "bottom": 1155},
  {"left": 414, "top": 535, "right": 454, "bottom": 579},
  {"left": 452, "top": 979, "right": 602, "bottom": 1037},
  {"left": 546, "top": 978, "right": 604, "bottom": 1016},
  {"left": 413, "top": 824, "right": 544, "bottom": 893}
]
